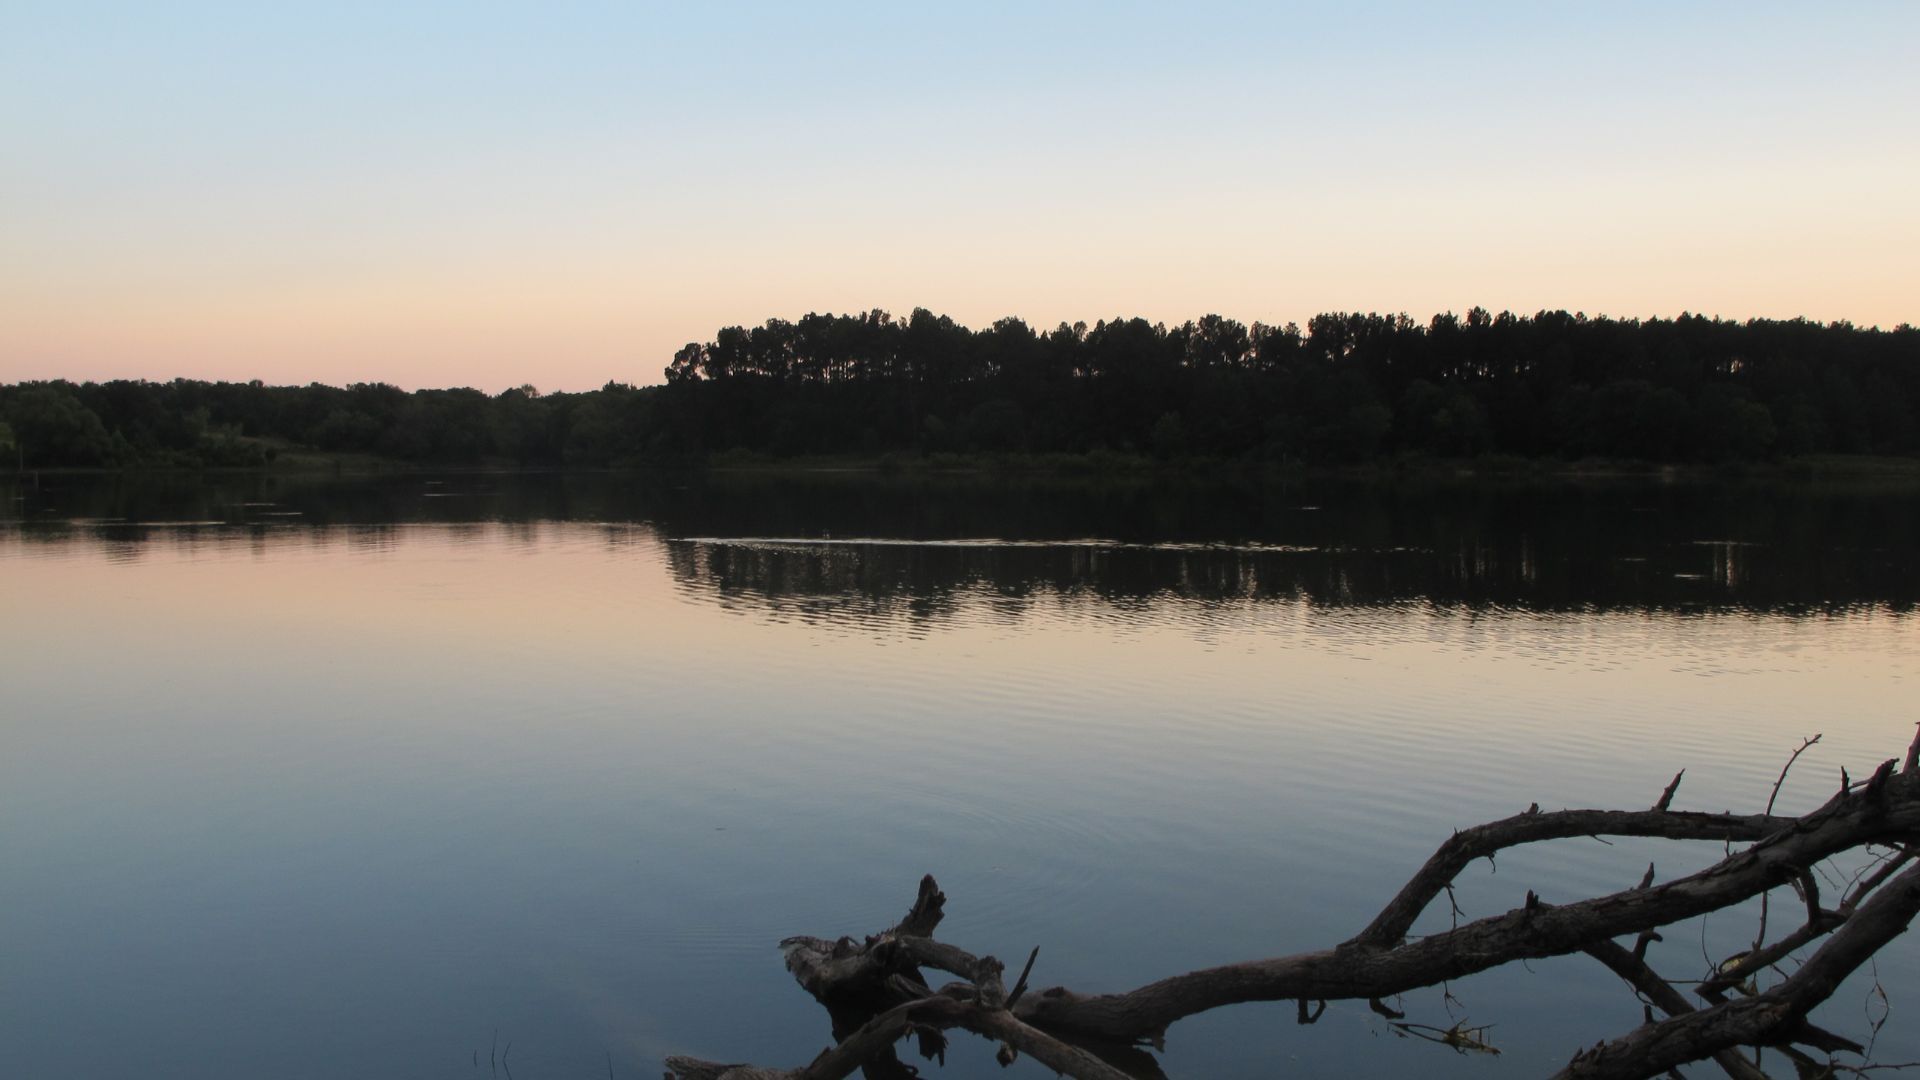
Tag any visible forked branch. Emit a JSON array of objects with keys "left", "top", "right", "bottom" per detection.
[{"left": 666, "top": 736, "right": 1920, "bottom": 1080}]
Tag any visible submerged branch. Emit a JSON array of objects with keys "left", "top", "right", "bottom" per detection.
[{"left": 667, "top": 744, "right": 1920, "bottom": 1080}]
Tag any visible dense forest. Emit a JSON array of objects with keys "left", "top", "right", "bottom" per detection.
[{"left": 3, "top": 309, "right": 1917, "bottom": 469}]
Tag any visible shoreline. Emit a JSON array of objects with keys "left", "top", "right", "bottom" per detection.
[{"left": 6, "top": 451, "right": 1920, "bottom": 484}]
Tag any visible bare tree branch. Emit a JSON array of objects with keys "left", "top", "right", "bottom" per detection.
[
  {"left": 1019, "top": 764, "right": 1917, "bottom": 1045},
  {"left": 1583, "top": 937, "right": 1771, "bottom": 1080},
  {"left": 1553, "top": 861, "right": 1920, "bottom": 1080},
  {"left": 666, "top": 750, "right": 1920, "bottom": 1080}
]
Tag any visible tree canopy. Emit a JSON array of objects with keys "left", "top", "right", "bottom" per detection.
[{"left": 4, "top": 309, "right": 1916, "bottom": 468}]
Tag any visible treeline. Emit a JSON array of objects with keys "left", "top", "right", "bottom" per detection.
[
  {"left": 660, "top": 309, "right": 1918, "bottom": 463},
  {"left": 0, "top": 377, "right": 665, "bottom": 468},
  {"left": 3, "top": 309, "right": 1917, "bottom": 468}
]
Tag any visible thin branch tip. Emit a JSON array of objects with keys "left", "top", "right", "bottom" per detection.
[{"left": 1656, "top": 770, "right": 1686, "bottom": 812}]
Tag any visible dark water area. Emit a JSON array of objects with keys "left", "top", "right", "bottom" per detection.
[
  {"left": 2, "top": 470, "right": 1917, "bottom": 1079},
  {"left": 9, "top": 468, "right": 1919, "bottom": 614}
]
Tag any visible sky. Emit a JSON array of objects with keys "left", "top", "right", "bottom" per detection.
[{"left": 2, "top": 1, "right": 1916, "bottom": 392}]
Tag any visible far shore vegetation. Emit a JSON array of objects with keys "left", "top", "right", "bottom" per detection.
[{"left": 4, "top": 309, "right": 1917, "bottom": 475}]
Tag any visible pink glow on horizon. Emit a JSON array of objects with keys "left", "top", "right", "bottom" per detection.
[{"left": 3, "top": 4, "right": 1914, "bottom": 392}]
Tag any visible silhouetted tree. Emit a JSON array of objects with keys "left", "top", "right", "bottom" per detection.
[{"left": 5, "top": 310, "right": 1916, "bottom": 468}]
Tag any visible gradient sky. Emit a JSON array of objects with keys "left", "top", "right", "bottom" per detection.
[{"left": 3, "top": 1, "right": 1916, "bottom": 392}]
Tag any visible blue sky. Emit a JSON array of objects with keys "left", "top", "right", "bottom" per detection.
[{"left": 3, "top": 2, "right": 1915, "bottom": 389}]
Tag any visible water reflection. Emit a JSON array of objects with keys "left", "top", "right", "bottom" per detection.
[
  {"left": 665, "top": 534, "right": 1907, "bottom": 620},
  {"left": 6, "top": 470, "right": 1917, "bottom": 615},
  {"left": 3, "top": 470, "right": 1917, "bottom": 1080}
]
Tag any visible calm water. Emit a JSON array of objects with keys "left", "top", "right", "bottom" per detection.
[{"left": 3, "top": 471, "right": 1917, "bottom": 1079}]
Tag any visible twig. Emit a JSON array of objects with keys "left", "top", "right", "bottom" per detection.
[
  {"left": 1005, "top": 946, "right": 1040, "bottom": 1009},
  {"left": 1768, "top": 736, "right": 1824, "bottom": 818},
  {"left": 1389, "top": 1020, "right": 1500, "bottom": 1055},
  {"left": 1656, "top": 770, "right": 1687, "bottom": 812},
  {"left": 1845, "top": 847, "right": 1917, "bottom": 913},
  {"left": 1865, "top": 961, "right": 1889, "bottom": 1060},
  {"left": 1754, "top": 736, "right": 1825, "bottom": 956}
]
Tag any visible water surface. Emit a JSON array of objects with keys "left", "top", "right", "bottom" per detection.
[{"left": 3, "top": 471, "right": 1916, "bottom": 1078}]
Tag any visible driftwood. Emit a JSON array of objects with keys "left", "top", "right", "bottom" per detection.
[{"left": 666, "top": 731, "right": 1920, "bottom": 1080}]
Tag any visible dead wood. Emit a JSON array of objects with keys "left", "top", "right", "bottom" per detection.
[{"left": 665, "top": 736, "right": 1920, "bottom": 1080}]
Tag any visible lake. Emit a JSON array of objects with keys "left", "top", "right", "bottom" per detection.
[{"left": 3, "top": 469, "right": 1917, "bottom": 1079}]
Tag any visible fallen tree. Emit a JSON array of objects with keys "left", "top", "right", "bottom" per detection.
[{"left": 666, "top": 732, "right": 1920, "bottom": 1080}]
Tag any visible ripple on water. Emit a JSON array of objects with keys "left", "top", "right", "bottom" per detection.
[{"left": 5, "top": 504, "right": 1918, "bottom": 1077}]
